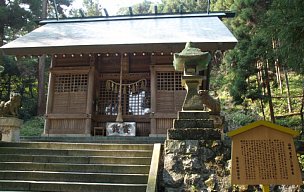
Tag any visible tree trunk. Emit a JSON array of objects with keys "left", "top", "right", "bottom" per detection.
[
  {"left": 282, "top": 66, "right": 293, "bottom": 113},
  {"left": 275, "top": 60, "right": 283, "bottom": 94},
  {"left": 256, "top": 62, "right": 266, "bottom": 120},
  {"left": 0, "top": 0, "right": 4, "bottom": 45},
  {"left": 301, "top": 80, "right": 304, "bottom": 137},
  {"left": 272, "top": 39, "right": 283, "bottom": 94},
  {"left": 38, "top": 56, "right": 46, "bottom": 115},
  {"left": 264, "top": 60, "right": 275, "bottom": 123},
  {"left": 37, "top": 0, "right": 48, "bottom": 115},
  {"left": 260, "top": 97, "right": 266, "bottom": 120},
  {"left": 0, "top": 0, "right": 5, "bottom": 68}
]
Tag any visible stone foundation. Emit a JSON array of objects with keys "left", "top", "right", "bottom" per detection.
[
  {"left": 163, "top": 139, "right": 231, "bottom": 191},
  {"left": 163, "top": 111, "right": 232, "bottom": 191}
]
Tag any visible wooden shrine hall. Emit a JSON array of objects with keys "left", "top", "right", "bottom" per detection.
[{"left": 1, "top": 13, "right": 237, "bottom": 137}]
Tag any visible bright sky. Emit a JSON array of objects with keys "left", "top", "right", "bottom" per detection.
[{"left": 73, "top": 0, "right": 162, "bottom": 15}]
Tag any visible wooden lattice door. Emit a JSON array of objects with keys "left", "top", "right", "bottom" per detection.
[
  {"left": 53, "top": 73, "right": 88, "bottom": 113},
  {"left": 152, "top": 66, "right": 186, "bottom": 134}
]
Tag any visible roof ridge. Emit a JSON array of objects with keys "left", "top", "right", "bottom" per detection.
[{"left": 39, "top": 12, "right": 235, "bottom": 25}]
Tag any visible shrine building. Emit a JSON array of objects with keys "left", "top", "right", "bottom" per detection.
[{"left": 1, "top": 13, "right": 237, "bottom": 137}]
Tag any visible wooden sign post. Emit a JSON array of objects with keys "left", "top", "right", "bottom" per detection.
[{"left": 228, "top": 120, "right": 302, "bottom": 190}]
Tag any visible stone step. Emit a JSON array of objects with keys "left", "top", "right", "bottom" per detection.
[
  {"left": 0, "top": 170, "right": 148, "bottom": 184},
  {"left": 0, "top": 142, "right": 156, "bottom": 192},
  {"left": 0, "top": 162, "right": 150, "bottom": 174},
  {"left": 20, "top": 136, "right": 166, "bottom": 144},
  {"left": 178, "top": 111, "right": 210, "bottom": 120},
  {"left": 0, "top": 147, "right": 152, "bottom": 157},
  {"left": 173, "top": 119, "right": 214, "bottom": 129},
  {"left": 0, "top": 154, "right": 151, "bottom": 165},
  {"left": 0, "top": 141, "right": 154, "bottom": 150},
  {"left": 0, "top": 180, "right": 146, "bottom": 192},
  {"left": 167, "top": 128, "right": 221, "bottom": 140}
]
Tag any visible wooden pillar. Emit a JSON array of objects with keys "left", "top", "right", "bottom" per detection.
[
  {"left": 43, "top": 61, "right": 54, "bottom": 135},
  {"left": 150, "top": 64, "right": 157, "bottom": 136},
  {"left": 85, "top": 66, "right": 95, "bottom": 135}
]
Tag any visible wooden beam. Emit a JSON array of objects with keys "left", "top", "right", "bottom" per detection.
[
  {"left": 150, "top": 65, "right": 157, "bottom": 135},
  {"left": 46, "top": 114, "right": 90, "bottom": 119}
]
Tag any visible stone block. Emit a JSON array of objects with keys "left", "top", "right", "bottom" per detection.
[
  {"left": 165, "top": 140, "right": 199, "bottom": 154},
  {"left": 173, "top": 119, "right": 214, "bottom": 129},
  {"left": 0, "top": 117, "right": 23, "bottom": 142},
  {"left": 163, "top": 170, "right": 184, "bottom": 188},
  {"left": 178, "top": 111, "right": 210, "bottom": 120},
  {"left": 167, "top": 128, "right": 221, "bottom": 140}
]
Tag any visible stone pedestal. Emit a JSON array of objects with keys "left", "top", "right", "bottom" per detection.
[
  {"left": 181, "top": 75, "right": 205, "bottom": 111},
  {"left": 164, "top": 112, "right": 231, "bottom": 191},
  {"left": 0, "top": 117, "right": 23, "bottom": 142}
]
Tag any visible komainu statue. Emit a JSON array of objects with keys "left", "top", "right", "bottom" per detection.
[
  {"left": 0, "top": 93, "right": 21, "bottom": 117},
  {"left": 198, "top": 90, "right": 221, "bottom": 114}
]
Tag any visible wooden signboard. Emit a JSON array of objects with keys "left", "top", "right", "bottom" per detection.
[
  {"left": 228, "top": 121, "right": 302, "bottom": 186},
  {"left": 106, "top": 122, "right": 136, "bottom": 136}
]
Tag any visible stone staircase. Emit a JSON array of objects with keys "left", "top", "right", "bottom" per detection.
[
  {"left": 0, "top": 141, "right": 157, "bottom": 192},
  {"left": 20, "top": 136, "right": 166, "bottom": 144}
]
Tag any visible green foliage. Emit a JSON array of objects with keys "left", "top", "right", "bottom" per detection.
[
  {"left": 20, "top": 116, "right": 44, "bottom": 136},
  {"left": 264, "top": 0, "right": 304, "bottom": 74},
  {"left": 70, "top": 0, "right": 103, "bottom": 17},
  {"left": 117, "top": 0, "right": 154, "bottom": 15},
  {"left": 48, "top": 0, "right": 74, "bottom": 18},
  {"left": 19, "top": 97, "right": 38, "bottom": 120},
  {"left": 209, "top": 0, "right": 304, "bottom": 129},
  {"left": 117, "top": 0, "right": 209, "bottom": 15},
  {"left": 224, "top": 109, "right": 260, "bottom": 130},
  {"left": 276, "top": 116, "right": 302, "bottom": 131},
  {"left": 299, "top": 154, "right": 304, "bottom": 172},
  {"left": 159, "top": 0, "right": 208, "bottom": 13},
  {"left": 229, "top": 73, "right": 247, "bottom": 104},
  {"left": 0, "top": 55, "right": 41, "bottom": 119}
]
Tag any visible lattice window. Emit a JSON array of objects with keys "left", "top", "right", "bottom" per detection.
[
  {"left": 54, "top": 74, "right": 88, "bottom": 92},
  {"left": 98, "top": 80, "right": 150, "bottom": 116},
  {"left": 157, "top": 71, "right": 184, "bottom": 91}
]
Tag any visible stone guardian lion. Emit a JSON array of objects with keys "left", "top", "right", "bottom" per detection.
[{"left": 0, "top": 93, "right": 22, "bottom": 117}]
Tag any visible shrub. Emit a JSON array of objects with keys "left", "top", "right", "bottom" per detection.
[
  {"left": 20, "top": 116, "right": 44, "bottom": 136},
  {"left": 224, "top": 110, "right": 261, "bottom": 131}
]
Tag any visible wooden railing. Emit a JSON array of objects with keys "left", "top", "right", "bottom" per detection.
[{"left": 146, "top": 143, "right": 162, "bottom": 192}]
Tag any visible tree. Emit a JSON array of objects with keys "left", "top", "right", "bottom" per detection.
[
  {"left": 117, "top": 0, "right": 210, "bottom": 16},
  {"left": 117, "top": 0, "right": 154, "bottom": 15},
  {"left": 1, "top": 0, "right": 74, "bottom": 118},
  {"left": 70, "top": 0, "right": 105, "bottom": 17},
  {"left": 159, "top": 0, "right": 209, "bottom": 13},
  {"left": 264, "top": 0, "right": 304, "bottom": 74},
  {"left": 37, "top": 0, "right": 48, "bottom": 115}
]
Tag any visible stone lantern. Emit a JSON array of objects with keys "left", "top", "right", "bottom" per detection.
[{"left": 173, "top": 42, "right": 220, "bottom": 113}]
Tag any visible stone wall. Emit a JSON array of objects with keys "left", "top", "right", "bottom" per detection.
[
  {"left": 163, "top": 139, "right": 231, "bottom": 191},
  {"left": 163, "top": 111, "right": 232, "bottom": 191}
]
